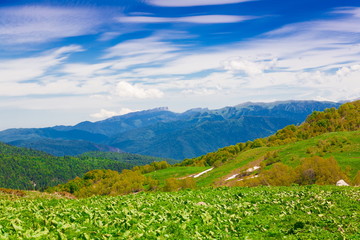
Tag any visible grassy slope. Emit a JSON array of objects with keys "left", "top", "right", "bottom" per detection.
[
  {"left": 150, "top": 131, "right": 359, "bottom": 187},
  {"left": 277, "top": 131, "right": 360, "bottom": 175},
  {"left": 211, "top": 131, "right": 360, "bottom": 186},
  {"left": 145, "top": 166, "right": 209, "bottom": 184}
]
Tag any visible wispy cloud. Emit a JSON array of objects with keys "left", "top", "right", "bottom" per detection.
[
  {"left": 0, "top": 5, "right": 106, "bottom": 45},
  {"left": 147, "top": 0, "right": 255, "bottom": 7},
  {"left": 222, "top": 57, "right": 278, "bottom": 75},
  {"left": 267, "top": 7, "right": 360, "bottom": 36},
  {"left": 90, "top": 108, "right": 138, "bottom": 119},
  {"left": 118, "top": 15, "right": 255, "bottom": 24},
  {"left": 0, "top": 45, "right": 83, "bottom": 82},
  {"left": 120, "top": 8, "right": 360, "bottom": 102},
  {"left": 113, "top": 81, "right": 164, "bottom": 99},
  {"left": 102, "top": 36, "right": 180, "bottom": 59}
]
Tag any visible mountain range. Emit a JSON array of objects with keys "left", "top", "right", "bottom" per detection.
[{"left": 0, "top": 100, "right": 341, "bottom": 159}]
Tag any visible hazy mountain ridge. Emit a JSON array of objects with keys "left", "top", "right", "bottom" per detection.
[{"left": 0, "top": 100, "right": 341, "bottom": 159}]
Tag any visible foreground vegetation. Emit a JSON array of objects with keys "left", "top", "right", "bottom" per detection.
[{"left": 0, "top": 186, "right": 359, "bottom": 239}]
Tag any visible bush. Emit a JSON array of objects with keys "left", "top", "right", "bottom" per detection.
[
  {"left": 163, "top": 177, "right": 196, "bottom": 192},
  {"left": 295, "top": 156, "right": 349, "bottom": 185},
  {"left": 261, "top": 163, "right": 296, "bottom": 186},
  {"left": 239, "top": 156, "right": 349, "bottom": 187},
  {"left": 353, "top": 171, "right": 360, "bottom": 186}
]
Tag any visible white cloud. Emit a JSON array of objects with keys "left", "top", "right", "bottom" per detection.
[
  {"left": 129, "top": 7, "right": 360, "bottom": 79},
  {"left": 0, "top": 5, "right": 106, "bottom": 45},
  {"left": 336, "top": 64, "right": 360, "bottom": 76},
  {"left": 147, "top": 0, "right": 254, "bottom": 7},
  {"left": 62, "top": 62, "right": 114, "bottom": 77},
  {"left": 102, "top": 36, "right": 179, "bottom": 59},
  {"left": 118, "top": 15, "right": 255, "bottom": 24},
  {"left": 268, "top": 7, "right": 360, "bottom": 37},
  {"left": 90, "top": 108, "right": 138, "bottom": 119},
  {"left": 133, "top": 51, "right": 227, "bottom": 76},
  {"left": 0, "top": 45, "right": 83, "bottom": 82},
  {"left": 222, "top": 57, "right": 278, "bottom": 75},
  {"left": 114, "top": 81, "right": 164, "bottom": 99},
  {"left": 98, "top": 32, "right": 122, "bottom": 41},
  {"left": 0, "top": 77, "right": 108, "bottom": 97}
]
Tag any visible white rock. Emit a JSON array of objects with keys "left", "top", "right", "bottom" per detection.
[
  {"left": 225, "top": 174, "right": 238, "bottom": 181},
  {"left": 336, "top": 179, "right": 349, "bottom": 186},
  {"left": 193, "top": 167, "right": 214, "bottom": 178},
  {"left": 246, "top": 166, "right": 260, "bottom": 173}
]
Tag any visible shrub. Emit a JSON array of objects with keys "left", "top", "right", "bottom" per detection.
[{"left": 295, "top": 156, "right": 349, "bottom": 185}]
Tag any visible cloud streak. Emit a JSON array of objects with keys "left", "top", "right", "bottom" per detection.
[
  {"left": 118, "top": 15, "right": 255, "bottom": 24},
  {"left": 147, "top": 0, "right": 255, "bottom": 7},
  {"left": 0, "top": 45, "right": 83, "bottom": 82},
  {"left": 0, "top": 5, "right": 106, "bottom": 45}
]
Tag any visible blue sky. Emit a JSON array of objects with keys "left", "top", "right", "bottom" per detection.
[{"left": 0, "top": 0, "right": 360, "bottom": 130}]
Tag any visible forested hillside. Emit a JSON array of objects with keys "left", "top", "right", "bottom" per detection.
[
  {"left": 78, "top": 151, "right": 178, "bottom": 165},
  {"left": 0, "top": 143, "right": 172, "bottom": 190}
]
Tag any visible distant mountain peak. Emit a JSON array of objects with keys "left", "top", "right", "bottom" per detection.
[
  {"left": 145, "top": 107, "right": 170, "bottom": 112},
  {"left": 183, "top": 107, "right": 209, "bottom": 114}
]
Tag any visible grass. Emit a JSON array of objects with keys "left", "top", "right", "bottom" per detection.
[
  {"left": 145, "top": 166, "right": 209, "bottom": 184},
  {"left": 278, "top": 131, "right": 360, "bottom": 177},
  {"left": 196, "top": 147, "right": 273, "bottom": 187},
  {"left": 192, "top": 131, "right": 360, "bottom": 186}
]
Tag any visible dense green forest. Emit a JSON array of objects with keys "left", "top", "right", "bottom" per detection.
[
  {"left": 0, "top": 143, "right": 174, "bottom": 190},
  {"left": 0, "top": 142, "right": 134, "bottom": 190}
]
